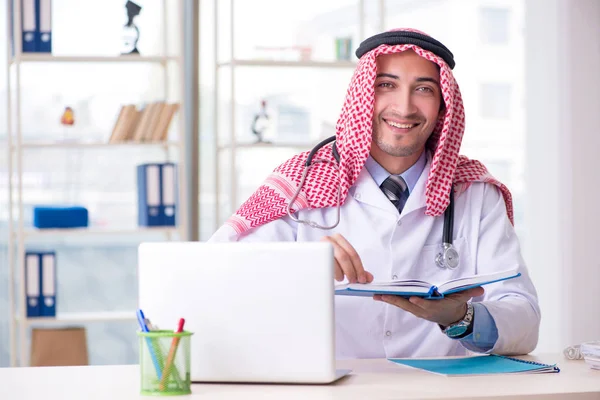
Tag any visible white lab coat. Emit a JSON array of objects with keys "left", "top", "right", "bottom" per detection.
[{"left": 209, "top": 152, "right": 541, "bottom": 359}]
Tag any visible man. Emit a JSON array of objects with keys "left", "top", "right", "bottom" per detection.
[{"left": 209, "top": 29, "right": 540, "bottom": 359}]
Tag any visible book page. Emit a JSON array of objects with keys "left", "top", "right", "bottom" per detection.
[
  {"left": 335, "top": 280, "right": 433, "bottom": 295},
  {"left": 436, "top": 267, "right": 520, "bottom": 295}
]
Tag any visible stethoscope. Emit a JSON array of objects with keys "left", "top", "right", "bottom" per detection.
[{"left": 286, "top": 135, "right": 459, "bottom": 270}]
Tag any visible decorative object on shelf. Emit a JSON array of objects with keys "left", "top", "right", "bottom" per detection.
[
  {"left": 122, "top": 0, "right": 142, "bottom": 55},
  {"left": 137, "top": 163, "right": 178, "bottom": 227},
  {"left": 30, "top": 327, "right": 89, "bottom": 366},
  {"left": 60, "top": 106, "right": 74, "bottom": 125},
  {"left": 32, "top": 205, "right": 89, "bottom": 229},
  {"left": 251, "top": 100, "right": 272, "bottom": 144},
  {"left": 335, "top": 36, "right": 353, "bottom": 61},
  {"left": 25, "top": 251, "right": 56, "bottom": 318}
]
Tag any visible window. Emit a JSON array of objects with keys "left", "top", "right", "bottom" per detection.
[
  {"left": 479, "top": 7, "right": 511, "bottom": 45},
  {"left": 482, "top": 160, "right": 511, "bottom": 184},
  {"left": 479, "top": 83, "right": 512, "bottom": 119}
]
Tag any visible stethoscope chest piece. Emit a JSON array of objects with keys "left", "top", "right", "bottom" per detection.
[{"left": 436, "top": 243, "right": 459, "bottom": 269}]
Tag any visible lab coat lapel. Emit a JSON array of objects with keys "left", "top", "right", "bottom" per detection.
[
  {"left": 350, "top": 151, "right": 432, "bottom": 216},
  {"left": 349, "top": 168, "right": 398, "bottom": 214}
]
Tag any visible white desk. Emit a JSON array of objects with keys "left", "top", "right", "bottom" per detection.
[{"left": 0, "top": 353, "right": 598, "bottom": 400}]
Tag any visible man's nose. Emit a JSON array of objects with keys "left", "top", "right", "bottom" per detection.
[{"left": 390, "top": 88, "right": 418, "bottom": 117}]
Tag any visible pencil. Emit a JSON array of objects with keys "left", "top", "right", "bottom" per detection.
[{"left": 159, "top": 318, "right": 185, "bottom": 390}]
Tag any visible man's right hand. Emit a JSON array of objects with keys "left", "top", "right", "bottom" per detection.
[{"left": 321, "top": 233, "right": 374, "bottom": 284}]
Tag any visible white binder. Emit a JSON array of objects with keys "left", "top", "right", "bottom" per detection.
[
  {"left": 37, "top": 0, "right": 52, "bottom": 52},
  {"left": 21, "top": 0, "right": 37, "bottom": 52},
  {"left": 26, "top": 254, "right": 40, "bottom": 317},
  {"left": 161, "top": 163, "right": 176, "bottom": 225},
  {"left": 41, "top": 253, "right": 56, "bottom": 316}
]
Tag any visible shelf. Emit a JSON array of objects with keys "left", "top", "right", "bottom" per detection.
[
  {"left": 18, "top": 226, "right": 178, "bottom": 238},
  {"left": 217, "top": 59, "right": 357, "bottom": 69},
  {"left": 15, "top": 141, "right": 179, "bottom": 149},
  {"left": 22, "top": 311, "right": 136, "bottom": 325},
  {"left": 10, "top": 54, "right": 179, "bottom": 64},
  {"left": 218, "top": 142, "right": 313, "bottom": 151}
]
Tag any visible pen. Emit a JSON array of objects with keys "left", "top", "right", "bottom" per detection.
[
  {"left": 137, "top": 309, "right": 163, "bottom": 380},
  {"left": 159, "top": 318, "right": 185, "bottom": 390}
]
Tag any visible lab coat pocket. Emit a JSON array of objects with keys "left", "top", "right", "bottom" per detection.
[{"left": 415, "top": 236, "right": 473, "bottom": 283}]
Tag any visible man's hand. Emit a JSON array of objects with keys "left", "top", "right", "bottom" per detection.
[
  {"left": 321, "top": 233, "right": 374, "bottom": 284},
  {"left": 373, "top": 287, "right": 484, "bottom": 327}
]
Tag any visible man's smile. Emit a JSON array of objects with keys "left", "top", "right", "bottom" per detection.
[{"left": 383, "top": 118, "right": 421, "bottom": 132}]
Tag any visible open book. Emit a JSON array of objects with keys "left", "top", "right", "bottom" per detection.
[{"left": 334, "top": 267, "right": 520, "bottom": 299}]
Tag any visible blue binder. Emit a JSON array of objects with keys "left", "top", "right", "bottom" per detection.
[
  {"left": 137, "top": 163, "right": 178, "bottom": 227},
  {"left": 19, "top": 0, "right": 37, "bottom": 53},
  {"left": 25, "top": 251, "right": 56, "bottom": 318},
  {"left": 137, "top": 164, "right": 163, "bottom": 226},
  {"left": 35, "top": 0, "right": 52, "bottom": 53},
  {"left": 25, "top": 252, "right": 41, "bottom": 317},
  {"left": 40, "top": 251, "right": 56, "bottom": 317},
  {"left": 160, "top": 163, "right": 178, "bottom": 226}
]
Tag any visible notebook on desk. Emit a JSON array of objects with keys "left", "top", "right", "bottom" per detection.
[{"left": 389, "top": 354, "right": 560, "bottom": 376}]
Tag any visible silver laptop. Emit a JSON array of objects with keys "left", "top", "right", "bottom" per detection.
[{"left": 137, "top": 241, "right": 351, "bottom": 384}]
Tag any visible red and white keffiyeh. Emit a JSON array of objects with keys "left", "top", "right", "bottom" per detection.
[{"left": 225, "top": 30, "right": 513, "bottom": 236}]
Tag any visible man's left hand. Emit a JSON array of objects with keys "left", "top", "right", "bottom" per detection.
[{"left": 373, "top": 287, "right": 484, "bottom": 327}]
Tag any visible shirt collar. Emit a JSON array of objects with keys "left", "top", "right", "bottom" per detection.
[{"left": 364, "top": 149, "right": 428, "bottom": 194}]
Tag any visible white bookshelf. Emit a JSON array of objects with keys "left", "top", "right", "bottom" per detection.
[
  {"left": 10, "top": 54, "right": 181, "bottom": 64},
  {"left": 19, "top": 226, "right": 179, "bottom": 238},
  {"left": 5, "top": 1, "right": 187, "bottom": 367},
  {"left": 217, "top": 142, "right": 313, "bottom": 151},
  {"left": 213, "top": 0, "right": 381, "bottom": 226},
  {"left": 217, "top": 59, "right": 357, "bottom": 69},
  {"left": 17, "top": 141, "right": 180, "bottom": 149},
  {"left": 21, "top": 311, "right": 136, "bottom": 325}
]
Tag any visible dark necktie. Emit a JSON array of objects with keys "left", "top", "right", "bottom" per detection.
[{"left": 380, "top": 175, "right": 409, "bottom": 213}]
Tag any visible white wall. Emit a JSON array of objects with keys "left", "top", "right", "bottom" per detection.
[{"left": 525, "top": 0, "right": 600, "bottom": 354}]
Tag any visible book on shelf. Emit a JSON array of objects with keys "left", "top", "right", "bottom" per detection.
[
  {"left": 108, "top": 102, "right": 180, "bottom": 144},
  {"left": 335, "top": 267, "right": 521, "bottom": 299}
]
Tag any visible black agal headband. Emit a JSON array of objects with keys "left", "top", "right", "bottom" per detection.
[{"left": 355, "top": 30, "right": 455, "bottom": 70}]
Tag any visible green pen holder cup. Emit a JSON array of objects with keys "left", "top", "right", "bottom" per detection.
[{"left": 138, "top": 330, "right": 194, "bottom": 396}]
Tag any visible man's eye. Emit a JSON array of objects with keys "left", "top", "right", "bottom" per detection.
[
  {"left": 377, "top": 82, "right": 393, "bottom": 88},
  {"left": 417, "top": 87, "right": 434, "bottom": 93}
]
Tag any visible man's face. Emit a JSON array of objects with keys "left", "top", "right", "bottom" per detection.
[{"left": 372, "top": 51, "right": 444, "bottom": 158}]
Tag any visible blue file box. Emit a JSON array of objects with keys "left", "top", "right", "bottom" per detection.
[{"left": 33, "top": 206, "right": 88, "bottom": 229}]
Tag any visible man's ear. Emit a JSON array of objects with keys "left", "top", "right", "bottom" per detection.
[
  {"left": 438, "top": 90, "right": 446, "bottom": 116},
  {"left": 438, "top": 102, "right": 446, "bottom": 118}
]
